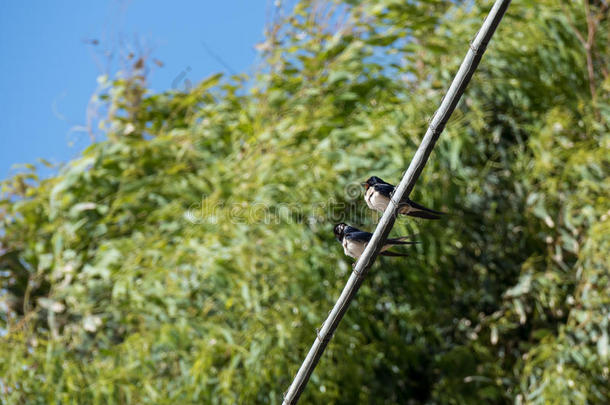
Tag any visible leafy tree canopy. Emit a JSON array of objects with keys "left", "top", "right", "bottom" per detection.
[{"left": 1, "top": 1, "right": 608, "bottom": 403}]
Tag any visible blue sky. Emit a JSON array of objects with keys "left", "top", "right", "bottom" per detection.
[{"left": 0, "top": 1, "right": 267, "bottom": 180}]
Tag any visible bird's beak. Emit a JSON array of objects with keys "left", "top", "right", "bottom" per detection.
[{"left": 360, "top": 182, "right": 367, "bottom": 187}]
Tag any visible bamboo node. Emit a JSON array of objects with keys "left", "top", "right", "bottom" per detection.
[
  {"left": 316, "top": 327, "right": 333, "bottom": 343},
  {"left": 388, "top": 194, "right": 402, "bottom": 210},
  {"left": 469, "top": 39, "right": 487, "bottom": 55},
  {"left": 429, "top": 124, "right": 442, "bottom": 136},
  {"left": 352, "top": 265, "right": 365, "bottom": 278}
]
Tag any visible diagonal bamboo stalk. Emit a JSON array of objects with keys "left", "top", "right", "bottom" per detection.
[{"left": 282, "top": 0, "right": 512, "bottom": 403}]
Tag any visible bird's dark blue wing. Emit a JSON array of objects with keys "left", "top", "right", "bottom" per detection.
[
  {"left": 402, "top": 198, "right": 445, "bottom": 219},
  {"left": 344, "top": 231, "right": 373, "bottom": 243},
  {"left": 373, "top": 183, "right": 395, "bottom": 198}
]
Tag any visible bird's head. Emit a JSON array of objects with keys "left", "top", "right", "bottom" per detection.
[
  {"left": 334, "top": 223, "right": 348, "bottom": 241},
  {"left": 362, "top": 176, "right": 385, "bottom": 190}
]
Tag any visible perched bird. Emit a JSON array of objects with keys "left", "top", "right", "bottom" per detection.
[
  {"left": 362, "top": 176, "right": 444, "bottom": 219},
  {"left": 333, "top": 223, "right": 416, "bottom": 260}
]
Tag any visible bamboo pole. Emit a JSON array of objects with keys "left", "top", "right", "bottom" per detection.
[{"left": 282, "top": 0, "right": 512, "bottom": 403}]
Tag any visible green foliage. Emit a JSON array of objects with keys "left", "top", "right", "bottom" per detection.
[{"left": 1, "top": 0, "right": 609, "bottom": 403}]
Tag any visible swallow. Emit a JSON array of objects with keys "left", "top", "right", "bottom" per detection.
[
  {"left": 333, "top": 223, "right": 416, "bottom": 260},
  {"left": 362, "top": 176, "right": 445, "bottom": 219}
]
